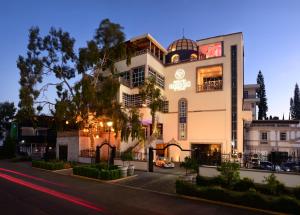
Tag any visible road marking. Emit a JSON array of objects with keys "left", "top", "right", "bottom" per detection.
[{"left": 0, "top": 173, "right": 104, "bottom": 213}]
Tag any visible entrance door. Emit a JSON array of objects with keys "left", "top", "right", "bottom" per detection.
[
  {"left": 191, "top": 144, "right": 221, "bottom": 165},
  {"left": 59, "top": 145, "right": 68, "bottom": 161}
]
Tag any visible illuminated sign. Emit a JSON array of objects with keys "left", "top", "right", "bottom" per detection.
[
  {"left": 169, "top": 69, "right": 191, "bottom": 91},
  {"left": 199, "top": 42, "right": 222, "bottom": 60}
]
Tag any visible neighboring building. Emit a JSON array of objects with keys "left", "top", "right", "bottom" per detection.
[
  {"left": 243, "top": 84, "right": 260, "bottom": 120},
  {"left": 18, "top": 116, "right": 56, "bottom": 159},
  {"left": 244, "top": 120, "right": 300, "bottom": 157}
]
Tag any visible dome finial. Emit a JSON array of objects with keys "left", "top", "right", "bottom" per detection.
[{"left": 182, "top": 28, "right": 185, "bottom": 38}]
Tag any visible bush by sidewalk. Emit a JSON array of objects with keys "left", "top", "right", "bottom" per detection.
[
  {"left": 176, "top": 180, "right": 300, "bottom": 214},
  {"left": 73, "top": 164, "right": 122, "bottom": 180},
  {"left": 32, "top": 160, "right": 68, "bottom": 170}
]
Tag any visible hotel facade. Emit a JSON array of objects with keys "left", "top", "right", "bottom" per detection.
[{"left": 113, "top": 32, "right": 253, "bottom": 162}]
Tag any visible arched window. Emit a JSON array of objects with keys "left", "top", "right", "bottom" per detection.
[
  {"left": 171, "top": 54, "right": 180, "bottom": 63},
  {"left": 178, "top": 98, "right": 187, "bottom": 140},
  {"left": 190, "top": 53, "right": 198, "bottom": 61}
]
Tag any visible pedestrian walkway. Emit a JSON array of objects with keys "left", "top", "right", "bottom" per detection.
[{"left": 110, "top": 170, "right": 180, "bottom": 194}]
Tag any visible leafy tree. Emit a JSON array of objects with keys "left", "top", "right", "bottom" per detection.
[
  {"left": 290, "top": 83, "right": 300, "bottom": 120},
  {"left": 0, "top": 102, "right": 16, "bottom": 139},
  {"left": 17, "top": 19, "right": 137, "bottom": 150},
  {"left": 256, "top": 70, "right": 268, "bottom": 120},
  {"left": 139, "top": 76, "right": 164, "bottom": 141},
  {"left": 180, "top": 156, "right": 198, "bottom": 175}
]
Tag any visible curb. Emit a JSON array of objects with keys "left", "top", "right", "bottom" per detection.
[{"left": 70, "top": 173, "right": 138, "bottom": 183}]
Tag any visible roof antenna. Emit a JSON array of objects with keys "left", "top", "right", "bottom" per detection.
[{"left": 182, "top": 28, "right": 185, "bottom": 38}]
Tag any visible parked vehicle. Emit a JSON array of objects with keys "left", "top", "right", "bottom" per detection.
[
  {"left": 253, "top": 161, "right": 281, "bottom": 171},
  {"left": 281, "top": 161, "right": 300, "bottom": 172},
  {"left": 155, "top": 157, "right": 175, "bottom": 168}
]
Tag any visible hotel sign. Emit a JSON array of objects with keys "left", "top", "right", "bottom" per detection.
[{"left": 169, "top": 69, "right": 191, "bottom": 91}]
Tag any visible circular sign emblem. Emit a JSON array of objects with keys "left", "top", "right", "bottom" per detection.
[{"left": 175, "top": 69, "right": 185, "bottom": 80}]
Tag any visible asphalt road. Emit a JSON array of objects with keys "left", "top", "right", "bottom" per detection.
[{"left": 0, "top": 160, "right": 267, "bottom": 215}]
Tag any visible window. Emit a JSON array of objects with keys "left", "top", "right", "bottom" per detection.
[
  {"left": 120, "top": 71, "right": 131, "bottom": 87},
  {"left": 132, "top": 66, "right": 145, "bottom": 87},
  {"left": 160, "top": 100, "right": 169, "bottom": 113},
  {"left": 171, "top": 54, "right": 180, "bottom": 63},
  {"left": 190, "top": 54, "right": 198, "bottom": 61},
  {"left": 280, "top": 132, "right": 287, "bottom": 141},
  {"left": 260, "top": 132, "right": 268, "bottom": 144},
  {"left": 148, "top": 67, "right": 165, "bottom": 89},
  {"left": 196, "top": 65, "right": 223, "bottom": 92},
  {"left": 122, "top": 93, "right": 142, "bottom": 107},
  {"left": 244, "top": 91, "right": 249, "bottom": 99},
  {"left": 178, "top": 98, "right": 187, "bottom": 140},
  {"left": 199, "top": 42, "right": 223, "bottom": 60}
]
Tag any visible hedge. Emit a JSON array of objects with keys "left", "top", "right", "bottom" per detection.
[
  {"left": 32, "top": 160, "right": 65, "bottom": 170},
  {"left": 73, "top": 165, "right": 121, "bottom": 180},
  {"left": 176, "top": 180, "right": 300, "bottom": 214}
]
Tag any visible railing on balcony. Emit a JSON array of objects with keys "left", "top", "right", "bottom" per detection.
[
  {"left": 197, "top": 80, "right": 223, "bottom": 92},
  {"left": 116, "top": 49, "right": 163, "bottom": 64},
  {"left": 244, "top": 95, "right": 259, "bottom": 99},
  {"left": 80, "top": 149, "right": 95, "bottom": 158}
]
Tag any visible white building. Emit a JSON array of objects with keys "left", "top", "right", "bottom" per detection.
[{"left": 245, "top": 120, "right": 300, "bottom": 157}]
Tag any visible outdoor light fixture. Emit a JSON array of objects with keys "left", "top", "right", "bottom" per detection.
[
  {"left": 99, "top": 122, "right": 103, "bottom": 127},
  {"left": 65, "top": 120, "right": 69, "bottom": 125},
  {"left": 106, "top": 121, "right": 113, "bottom": 127},
  {"left": 95, "top": 134, "right": 99, "bottom": 139}
]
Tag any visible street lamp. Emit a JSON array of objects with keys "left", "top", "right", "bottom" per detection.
[{"left": 106, "top": 121, "right": 113, "bottom": 166}]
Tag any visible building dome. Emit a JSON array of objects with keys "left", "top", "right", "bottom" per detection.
[
  {"left": 167, "top": 38, "right": 198, "bottom": 53},
  {"left": 166, "top": 38, "right": 198, "bottom": 64}
]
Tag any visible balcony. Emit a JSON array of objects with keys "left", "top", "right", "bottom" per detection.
[
  {"left": 197, "top": 80, "right": 223, "bottom": 92},
  {"left": 244, "top": 95, "right": 260, "bottom": 102}
]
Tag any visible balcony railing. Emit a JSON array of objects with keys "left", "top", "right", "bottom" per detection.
[
  {"left": 197, "top": 80, "right": 223, "bottom": 92},
  {"left": 244, "top": 95, "right": 259, "bottom": 99}
]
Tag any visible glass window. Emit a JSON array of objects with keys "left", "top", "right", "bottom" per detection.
[
  {"left": 197, "top": 65, "right": 223, "bottom": 92},
  {"left": 122, "top": 93, "right": 142, "bottom": 107},
  {"left": 190, "top": 54, "right": 198, "bottom": 61},
  {"left": 199, "top": 42, "right": 223, "bottom": 60},
  {"left": 260, "top": 132, "right": 268, "bottom": 144},
  {"left": 132, "top": 66, "right": 145, "bottom": 87},
  {"left": 178, "top": 98, "right": 187, "bottom": 140},
  {"left": 171, "top": 54, "right": 180, "bottom": 63},
  {"left": 148, "top": 67, "right": 165, "bottom": 89},
  {"left": 244, "top": 91, "right": 249, "bottom": 98},
  {"left": 280, "top": 132, "right": 287, "bottom": 141}
]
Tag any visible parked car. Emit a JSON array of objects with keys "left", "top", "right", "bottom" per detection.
[
  {"left": 253, "top": 161, "right": 281, "bottom": 171},
  {"left": 155, "top": 157, "right": 175, "bottom": 168}
]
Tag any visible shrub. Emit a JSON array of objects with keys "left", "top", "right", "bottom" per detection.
[
  {"left": 196, "top": 175, "right": 225, "bottom": 187},
  {"left": 73, "top": 166, "right": 99, "bottom": 178},
  {"left": 180, "top": 157, "right": 198, "bottom": 175},
  {"left": 293, "top": 186, "right": 300, "bottom": 200},
  {"left": 217, "top": 161, "right": 240, "bottom": 188},
  {"left": 262, "top": 173, "right": 286, "bottom": 195},
  {"left": 176, "top": 180, "right": 300, "bottom": 213},
  {"left": 99, "top": 169, "right": 121, "bottom": 180},
  {"left": 271, "top": 196, "right": 300, "bottom": 214},
  {"left": 32, "top": 160, "right": 65, "bottom": 170},
  {"left": 233, "top": 177, "right": 255, "bottom": 192}
]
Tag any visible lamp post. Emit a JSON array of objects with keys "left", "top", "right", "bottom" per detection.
[{"left": 106, "top": 121, "right": 113, "bottom": 166}]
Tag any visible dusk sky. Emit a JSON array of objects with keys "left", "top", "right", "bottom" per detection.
[{"left": 0, "top": 0, "right": 299, "bottom": 117}]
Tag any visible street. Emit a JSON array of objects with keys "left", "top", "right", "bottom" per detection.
[{"left": 0, "top": 160, "right": 267, "bottom": 215}]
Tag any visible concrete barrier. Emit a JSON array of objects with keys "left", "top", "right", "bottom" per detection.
[
  {"left": 114, "top": 159, "right": 148, "bottom": 171},
  {"left": 199, "top": 165, "right": 300, "bottom": 187}
]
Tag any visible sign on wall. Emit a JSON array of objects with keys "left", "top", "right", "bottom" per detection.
[{"left": 169, "top": 69, "right": 191, "bottom": 91}]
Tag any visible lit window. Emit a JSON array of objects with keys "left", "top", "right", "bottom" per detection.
[
  {"left": 199, "top": 42, "right": 222, "bottom": 60},
  {"left": 197, "top": 65, "right": 223, "bottom": 92},
  {"left": 171, "top": 54, "right": 180, "bottom": 63},
  {"left": 190, "top": 54, "right": 198, "bottom": 61}
]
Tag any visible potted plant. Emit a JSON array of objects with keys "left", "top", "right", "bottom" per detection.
[
  {"left": 180, "top": 157, "right": 198, "bottom": 182},
  {"left": 121, "top": 152, "right": 135, "bottom": 176}
]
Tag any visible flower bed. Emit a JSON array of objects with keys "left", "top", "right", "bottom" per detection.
[
  {"left": 176, "top": 180, "right": 300, "bottom": 214},
  {"left": 32, "top": 160, "right": 73, "bottom": 170},
  {"left": 73, "top": 164, "right": 122, "bottom": 180}
]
